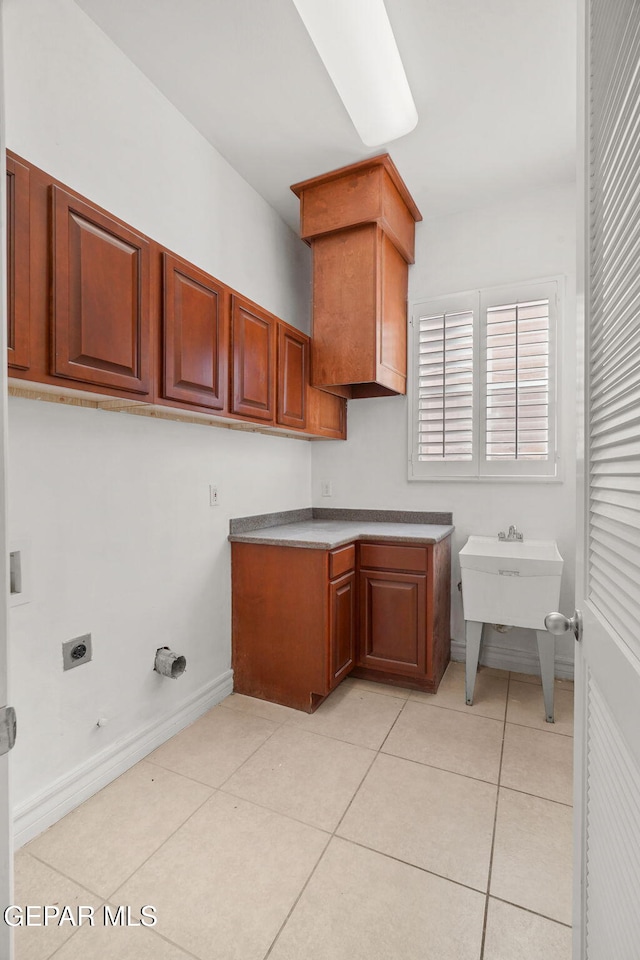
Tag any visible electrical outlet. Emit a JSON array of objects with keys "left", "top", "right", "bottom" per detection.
[
  {"left": 321, "top": 480, "right": 333, "bottom": 497},
  {"left": 209, "top": 485, "right": 219, "bottom": 506},
  {"left": 62, "top": 634, "right": 92, "bottom": 671}
]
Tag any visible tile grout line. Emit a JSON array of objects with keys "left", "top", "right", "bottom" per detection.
[
  {"left": 498, "top": 783, "right": 573, "bottom": 809},
  {"left": 108, "top": 786, "right": 217, "bottom": 898},
  {"left": 488, "top": 894, "right": 574, "bottom": 929},
  {"left": 43, "top": 914, "right": 204, "bottom": 960},
  {"left": 261, "top": 697, "right": 411, "bottom": 960},
  {"left": 405, "top": 693, "right": 574, "bottom": 737},
  {"left": 479, "top": 671, "right": 512, "bottom": 960},
  {"left": 328, "top": 834, "right": 493, "bottom": 898},
  {"left": 22, "top": 849, "right": 108, "bottom": 903},
  {"left": 378, "top": 747, "right": 502, "bottom": 789},
  {"left": 200, "top": 714, "right": 285, "bottom": 792}
]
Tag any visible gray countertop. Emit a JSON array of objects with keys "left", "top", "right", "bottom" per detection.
[{"left": 228, "top": 520, "right": 454, "bottom": 550}]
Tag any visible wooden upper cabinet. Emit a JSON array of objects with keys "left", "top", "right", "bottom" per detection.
[
  {"left": 5, "top": 152, "right": 348, "bottom": 440},
  {"left": 277, "top": 322, "right": 308, "bottom": 430},
  {"left": 308, "top": 385, "right": 347, "bottom": 440},
  {"left": 6, "top": 154, "right": 31, "bottom": 370},
  {"left": 163, "top": 252, "right": 228, "bottom": 410},
  {"left": 291, "top": 154, "right": 421, "bottom": 399},
  {"left": 230, "top": 295, "right": 276, "bottom": 422},
  {"left": 51, "top": 186, "right": 151, "bottom": 395}
]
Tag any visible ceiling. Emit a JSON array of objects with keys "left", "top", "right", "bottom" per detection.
[{"left": 73, "top": 0, "right": 577, "bottom": 231}]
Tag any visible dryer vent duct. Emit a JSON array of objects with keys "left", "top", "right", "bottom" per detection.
[{"left": 154, "top": 647, "right": 186, "bottom": 679}]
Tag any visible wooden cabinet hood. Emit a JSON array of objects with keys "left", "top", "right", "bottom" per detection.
[{"left": 291, "top": 154, "right": 422, "bottom": 399}]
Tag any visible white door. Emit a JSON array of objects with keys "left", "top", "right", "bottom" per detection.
[
  {"left": 563, "top": 0, "right": 640, "bottom": 956},
  {"left": 0, "top": 3, "right": 15, "bottom": 958}
]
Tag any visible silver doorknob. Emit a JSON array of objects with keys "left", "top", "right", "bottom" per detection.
[{"left": 545, "top": 610, "right": 583, "bottom": 642}]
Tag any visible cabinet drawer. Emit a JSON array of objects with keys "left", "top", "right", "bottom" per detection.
[
  {"left": 359, "top": 542, "right": 428, "bottom": 574},
  {"left": 329, "top": 544, "right": 356, "bottom": 580}
]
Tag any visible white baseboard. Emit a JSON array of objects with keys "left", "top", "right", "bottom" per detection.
[
  {"left": 450, "top": 639, "right": 574, "bottom": 680},
  {"left": 13, "top": 669, "right": 233, "bottom": 848}
]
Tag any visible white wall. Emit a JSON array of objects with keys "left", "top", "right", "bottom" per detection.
[
  {"left": 312, "top": 183, "right": 578, "bottom": 672},
  {"left": 3, "top": 0, "right": 312, "bottom": 841}
]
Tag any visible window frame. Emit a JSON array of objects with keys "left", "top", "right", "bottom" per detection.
[{"left": 408, "top": 276, "right": 562, "bottom": 482}]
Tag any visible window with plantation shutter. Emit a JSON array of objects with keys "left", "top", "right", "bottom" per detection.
[{"left": 409, "top": 279, "right": 559, "bottom": 480}]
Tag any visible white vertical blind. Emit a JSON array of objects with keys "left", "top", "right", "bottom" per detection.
[
  {"left": 417, "top": 309, "right": 474, "bottom": 461},
  {"left": 588, "top": 0, "right": 640, "bottom": 658}
]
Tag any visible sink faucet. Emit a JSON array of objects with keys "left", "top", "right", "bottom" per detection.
[{"left": 498, "top": 525, "right": 524, "bottom": 542}]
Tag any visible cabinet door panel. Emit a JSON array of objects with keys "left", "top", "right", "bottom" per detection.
[
  {"left": 6, "top": 155, "right": 30, "bottom": 370},
  {"left": 163, "top": 253, "right": 228, "bottom": 409},
  {"left": 329, "top": 571, "right": 356, "bottom": 688},
  {"left": 277, "top": 323, "right": 308, "bottom": 429},
  {"left": 51, "top": 186, "right": 151, "bottom": 394},
  {"left": 311, "top": 225, "right": 377, "bottom": 389},
  {"left": 231, "top": 296, "right": 275, "bottom": 421},
  {"left": 379, "top": 231, "right": 408, "bottom": 383},
  {"left": 359, "top": 570, "right": 426, "bottom": 677},
  {"left": 308, "top": 386, "right": 347, "bottom": 439}
]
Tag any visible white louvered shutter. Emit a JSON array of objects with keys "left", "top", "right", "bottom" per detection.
[
  {"left": 480, "top": 280, "right": 558, "bottom": 478},
  {"left": 417, "top": 309, "right": 474, "bottom": 461},
  {"left": 578, "top": 0, "right": 640, "bottom": 956},
  {"left": 588, "top": 0, "right": 640, "bottom": 657},
  {"left": 485, "top": 298, "right": 550, "bottom": 460},
  {"left": 410, "top": 293, "right": 478, "bottom": 478}
]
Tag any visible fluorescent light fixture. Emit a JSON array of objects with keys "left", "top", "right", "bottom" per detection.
[{"left": 291, "top": 0, "right": 418, "bottom": 147}]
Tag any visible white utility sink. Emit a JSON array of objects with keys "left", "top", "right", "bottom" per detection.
[
  {"left": 459, "top": 535, "right": 563, "bottom": 630},
  {"left": 460, "top": 534, "right": 564, "bottom": 723}
]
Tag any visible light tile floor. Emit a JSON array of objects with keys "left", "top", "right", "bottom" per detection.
[{"left": 14, "top": 661, "right": 574, "bottom": 960}]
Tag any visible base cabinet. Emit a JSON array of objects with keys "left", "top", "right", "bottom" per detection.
[
  {"left": 232, "top": 534, "right": 451, "bottom": 712},
  {"left": 232, "top": 542, "right": 357, "bottom": 712}
]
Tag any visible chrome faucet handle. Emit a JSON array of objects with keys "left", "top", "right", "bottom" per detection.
[{"left": 498, "top": 531, "right": 506, "bottom": 540}]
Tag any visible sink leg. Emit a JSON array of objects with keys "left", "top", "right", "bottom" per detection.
[
  {"left": 536, "top": 629, "right": 556, "bottom": 723},
  {"left": 465, "top": 621, "right": 483, "bottom": 706}
]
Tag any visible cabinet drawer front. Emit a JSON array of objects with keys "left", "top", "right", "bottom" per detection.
[
  {"left": 359, "top": 542, "right": 427, "bottom": 574},
  {"left": 329, "top": 544, "right": 356, "bottom": 580}
]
